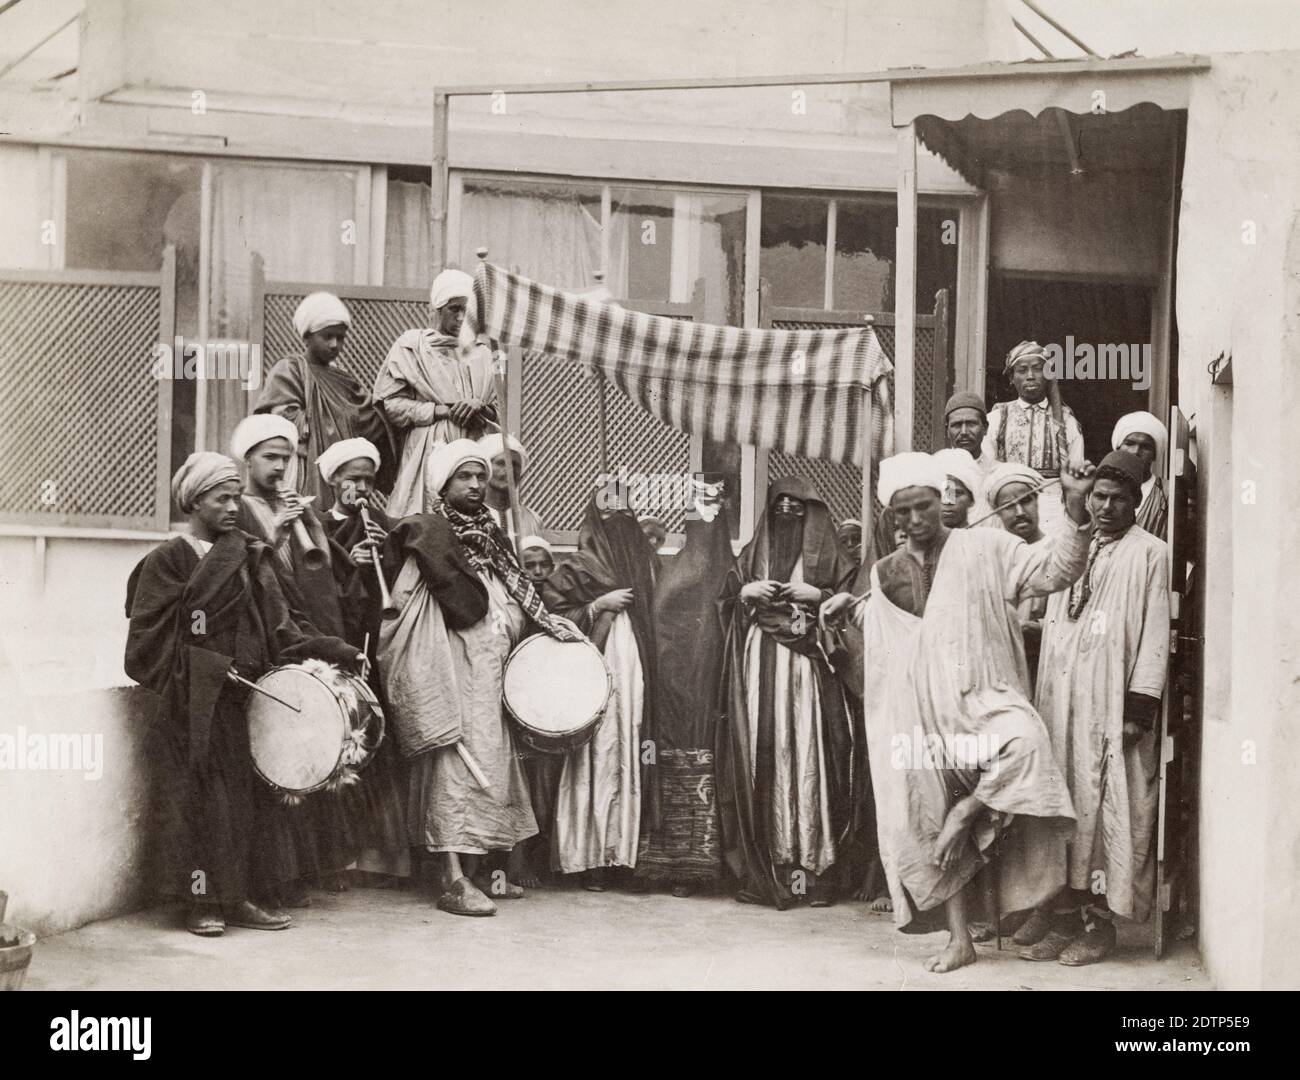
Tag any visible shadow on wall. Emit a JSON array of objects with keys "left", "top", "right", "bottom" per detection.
[{"left": 0, "top": 686, "right": 165, "bottom": 938}]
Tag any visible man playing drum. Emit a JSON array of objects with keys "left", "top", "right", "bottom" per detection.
[
  {"left": 125, "top": 452, "right": 360, "bottom": 937},
  {"left": 379, "top": 440, "right": 582, "bottom": 916}
]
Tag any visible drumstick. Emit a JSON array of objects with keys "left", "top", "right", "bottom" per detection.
[
  {"left": 963, "top": 475, "right": 1062, "bottom": 529},
  {"left": 361, "top": 632, "right": 371, "bottom": 682},
  {"left": 455, "top": 742, "right": 494, "bottom": 796},
  {"left": 227, "top": 669, "right": 301, "bottom": 713}
]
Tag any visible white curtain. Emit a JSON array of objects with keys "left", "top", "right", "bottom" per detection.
[
  {"left": 385, "top": 179, "right": 432, "bottom": 288},
  {"left": 206, "top": 162, "right": 360, "bottom": 452},
  {"left": 458, "top": 188, "right": 603, "bottom": 290}
]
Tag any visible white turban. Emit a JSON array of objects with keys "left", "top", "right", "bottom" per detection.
[
  {"left": 878, "top": 452, "right": 946, "bottom": 506},
  {"left": 171, "top": 452, "right": 240, "bottom": 513},
  {"left": 426, "top": 439, "right": 490, "bottom": 497},
  {"left": 292, "top": 292, "right": 351, "bottom": 338},
  {"left": 317, "top": 438, "right": 381, "bottom": 484},
  {"left": 932, "top": 448, "right": 982, "bottom": 501},
  {"left": 983, "top": 462, "right": 1043, "bottom": 508},
  {"left": 520, "top": 535, "right": 553, "bottom": 554},
  {"left": 430, "top": 269, "right": 475, "bottom": 312},
  {"left": 231, "top": 413, "right": 299, "bottom": 461},
  {"left": 1111, "top": 411, "right": 1167, "bottom": 476},
  {"left": 476, "top": 433, "right": 529, "bottom": 476}
]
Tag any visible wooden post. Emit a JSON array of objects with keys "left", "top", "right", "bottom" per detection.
[
  {"left": 477, "top": 246, "right": 524, "bottom": 544},
  {"left": 593, "top": 269, "right": 610, "bottom": 474},
  {"left": 894, "top": 123, "right": 918, "bottom": 452},
  {"left": 156, "top": 245, "right": 177, "bottom": 528},
  {"left": 858, "top": 384, "right": 874, "bottom": 567},
  {"left": 431, "top": 91, "right": 449, "bottom": 269}
]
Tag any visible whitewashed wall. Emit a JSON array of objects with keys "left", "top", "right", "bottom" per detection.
[{"left": 1176, "top": 50, "right": 1300, "bottom": 991}]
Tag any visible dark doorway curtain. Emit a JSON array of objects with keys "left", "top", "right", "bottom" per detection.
[{"left": 985, "top": 274, "right": 1155, "bottom": 463}]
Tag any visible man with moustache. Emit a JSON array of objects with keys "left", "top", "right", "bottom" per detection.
[
  {"left": 984, "top": 462, "right": 1050, "bottom": 692},
  {"left": 1111, "top": 411, "right": 1169, "bottom": 538},
  {"left": 944, "top": 391, "right": 995, "bottom": 489},
  {"left": 822, "top": 452, "right": 1095, "bottom": 972},
  {"left": 379, "top": 440, "right": 581, "bottom": 915},
  {"left": 317, "top": 438, "right": 407, "bottom": 881},
  {"left": 231, "top": 413, "right": 353, "bottom": 902},
  {"left": 1024, "top": 450, "right": 1171, "bottom": 966}
]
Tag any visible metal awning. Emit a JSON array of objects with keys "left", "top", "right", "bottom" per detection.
[
  {"left": 890, "top": 55, "right": 1210, "bottom": 125},
  {"left": 883, "top": 55, "right": 1209, "bottom": 450},
  {"left": 888, "top": 55, "right": 1210, "bottom": 187}
]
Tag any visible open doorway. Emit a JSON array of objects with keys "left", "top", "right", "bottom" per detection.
[{"left": 986, "top": 273, "right": 1157, "bottom": 462}]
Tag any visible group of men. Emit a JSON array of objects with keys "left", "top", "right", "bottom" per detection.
[{"left": 124, "top": 271, "right": 1172, "bottom": 974}]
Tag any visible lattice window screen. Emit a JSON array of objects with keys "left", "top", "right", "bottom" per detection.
[
  {"left": 519, "top": 351, "right": 604, "bottom": 533},
  {"left": 262, "top": 292, "right": 428, "bottom": 395},
  {"left": 0, "top": 280, "right": 164, "bottom": 527},
  {"left": 518, "top": 304, "right": 694, "bottom": 535},
  {"left": 764, "top": 317, "right": 939, "bottom": 528}
]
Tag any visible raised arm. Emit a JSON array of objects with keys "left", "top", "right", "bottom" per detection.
[{"left": 1004, "top": 460, "right": 1096, "bottom": 602}]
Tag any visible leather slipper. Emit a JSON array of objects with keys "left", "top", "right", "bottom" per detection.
[
  {"left": 1019, "top": 926, "right": 1080, "bottom": 961},
  {"left": 437, "top": 876, "right": 497, "bottom": 917}
]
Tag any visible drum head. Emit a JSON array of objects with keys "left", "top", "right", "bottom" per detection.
[
  {"left": 503, "top": 635, "right": 610, "bottom": 741},
  {"left": 248, "top": 667, "right": 346, "bottom": 793}
]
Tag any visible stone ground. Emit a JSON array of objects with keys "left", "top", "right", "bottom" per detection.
[{"left": 24, "top": 880, "right": 1208, "bottom": 991}]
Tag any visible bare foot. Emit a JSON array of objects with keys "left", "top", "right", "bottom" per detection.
[
  {"left": 473, "top": 872, "right": 524, "bottom": 899},
  {"left": 506, "top": 845, "right": 540, "bottom": 890},
  {"left": 933, "top": 796, "right": 980, "bottom": 870},
  {"left": 869, "top": 894, "right": 893, "bottom": 913},
  {"left": 922, "top": 933, "right": 978, "bottom": 973}
]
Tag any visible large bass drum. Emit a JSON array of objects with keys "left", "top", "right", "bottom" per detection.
[
  {"left": 503, "top": 634, "right": 611, "bottom": 754},
  {"left": 246, "top": 659, "right": 384, "bottom": 798}
]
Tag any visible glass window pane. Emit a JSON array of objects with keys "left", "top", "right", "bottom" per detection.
[
  {"left": 458, "top": 177, "right": 603, "bottom": 289},
  {"left": 760, "top": 194, "right": 826, "bottom": 308},
  {"left": 385, "top": 172, "right": 431, "bottom": 288},
  {"left": 918, "top": 206, "right": 960, "bottom": 318},
  {"left": 610, "top": 186, "right": 674, "bottom": 301},
  {"left": 833, "top": 199, "right": 894, "bottom": 311}
]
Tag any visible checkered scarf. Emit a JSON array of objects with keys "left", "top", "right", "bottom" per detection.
[
  {"left": 1067, "top": 528, "right": 1127, "bottom": 620},
  {"left": 436, "top": 500, "right": 581, "bottom": 641}
]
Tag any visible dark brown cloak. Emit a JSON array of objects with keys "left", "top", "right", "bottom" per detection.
[{"left": 716, "top": 476, "right": 858, "bottom": 907}]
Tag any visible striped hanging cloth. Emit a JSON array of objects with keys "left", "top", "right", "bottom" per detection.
[{"left": 472, "top": 262, "right": 894, "bottom": 466}]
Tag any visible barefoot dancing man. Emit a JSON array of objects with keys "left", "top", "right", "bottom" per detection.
[{"left": 823, "top": 451, "right": 1096, "bottom": 972}]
